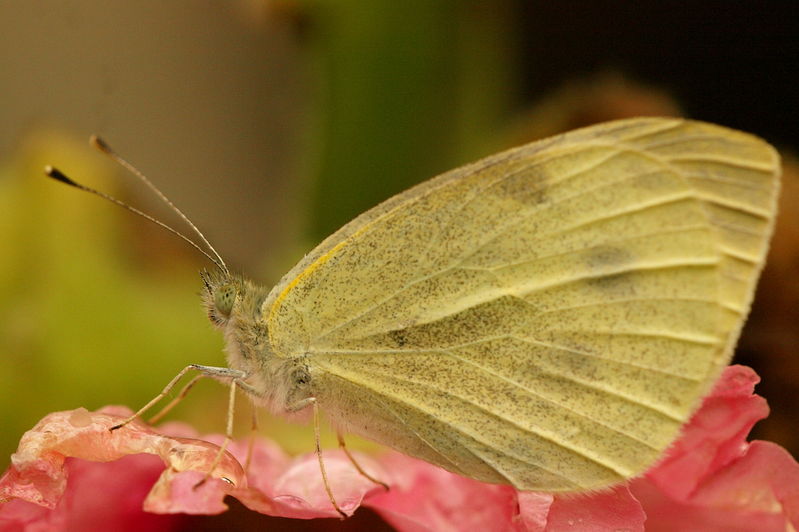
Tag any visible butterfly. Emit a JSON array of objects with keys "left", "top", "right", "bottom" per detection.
[{"left": 49, "top": 117, "right": 781, "bottom": 515}]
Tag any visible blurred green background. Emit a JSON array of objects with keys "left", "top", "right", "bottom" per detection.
[{"left": 1, "top": 1, "right": 798, "bottom": 530}]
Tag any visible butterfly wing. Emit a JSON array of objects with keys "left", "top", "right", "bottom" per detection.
[{"left": 265, "top": 118, "right": 780, "bottom": 491}]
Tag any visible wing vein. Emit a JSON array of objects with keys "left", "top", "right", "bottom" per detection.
[
  {"left": 637, "top": 132, "right": 736, "bottom": 150},
  {"left": 320, "top": 361, "right": 630, "bottom": 481},
  {"left": 369, "top": 394, "right": 470, "bottom": 476},
  {"left": 670, "top": 155, "right": 776, "bottom": 172},
  {"left": 316, "top": 213, "right": 715, "bottom": 344},
  {"left": 443, "top": 349, "right": 665, "bottom": 450},
  {"left": 310, "top": 332, "right": 712, "bottom": 385},
  {"left": 314, "top": 149, "right": 634, "bottom": 342},
  {"left": 533, "top": 296, "right": 720, "bottom": 316}
]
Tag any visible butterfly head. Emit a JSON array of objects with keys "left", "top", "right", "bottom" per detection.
[
  {"left": 201, "top": 270, "right": 245, "bottom": 328},
  {"left": 199, "top": 269, "right": 289, "bottom": 411}
]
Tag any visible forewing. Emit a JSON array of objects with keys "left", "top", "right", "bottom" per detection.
[{"left": 266, "top": 118, "right": 780, "bottom": 491}]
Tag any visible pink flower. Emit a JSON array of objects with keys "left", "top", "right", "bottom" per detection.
[
  {"left": 1, "top": 366, "right": 797, "bottom": 531},
  {"left": 627, "top": 366, "right": 799, "bottom": 531}
]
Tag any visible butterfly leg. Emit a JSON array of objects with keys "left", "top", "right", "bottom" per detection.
[
  {"left": 110, "top": 364, "right": 246, "bottom": 431},
  {"left": 195, "top": 372, "right": 243, "bottom": 488},
  {"left": 287, "top": 397, "right": 347, "bottom": 518},
  {"left": 336, "top": 433, "right": 389, "bottom": 491},
  {"left": 147, "top": 373, "right": 206, "bottom": 425},
  {"left": 244, "top": 407, "right": 259, "bottom": 473}
]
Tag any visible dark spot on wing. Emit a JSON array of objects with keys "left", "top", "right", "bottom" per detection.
[
  {"left": 584, "top": 246, "right": 636, "bottom": 295},
  {"left": 587, "top": 271, "right": 635, "bottom": 295},
  {"left": 584, "top": 245, "right": 633, "bottom": 269},
  {"left": 389, "top": 329, "right": 408, "bottom": 347},
  {"left": 492, "top": 163, "right": 550, "bottom": 206}
]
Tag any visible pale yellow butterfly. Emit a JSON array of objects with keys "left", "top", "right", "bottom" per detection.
[{"left": 49, "top": 117, "right": 781, "bottom": 514}]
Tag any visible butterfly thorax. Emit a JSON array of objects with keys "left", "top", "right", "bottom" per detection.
[{"left": 201, "top": 271, "right": 312, "bottom": 415}]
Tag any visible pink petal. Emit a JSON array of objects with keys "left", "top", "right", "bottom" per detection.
[
  {"left": 630, "top": 478, "right": 786, "bottom": 532},
  {"left": 516, "top": 491, "right": 554, "bottom": 531},
  {"left": 0, "top": 455, "right": 183, "bottom": 532},
  {"left": 690, "top": 440, "right": 799, "bottom": 526},
  {"left": 230, "top": 443, "right": 387, "bottom": 518},
  {"left": 0, "top": 406, "right": 385, "bottom": 524},
  {"left": 0, "top": 407, "right": 245, "bottom": 516},
  {"left": 365, "top": 452, "right": 524, "bottom": 532},
  {"left": 645, "top": 365, "right": 769, "bottom": 500},
  {"left": 629, "top": 366, "right": 799, "bottom": 531},
  {"left": 366, "top": 455, "right": 646, "bottom": 532},
  {"left": 543, "top": 486, "right": 645, "bottom": 532},
  {"left": 635, "top": 440, "right": 799, "bottom": 532}
]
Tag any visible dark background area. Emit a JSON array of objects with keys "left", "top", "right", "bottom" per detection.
[{"left": 520, "top": 2, "right": 798, "bottom": 146}]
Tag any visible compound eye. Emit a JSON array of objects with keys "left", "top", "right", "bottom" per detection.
[{"left": 214, "top": 283, "right": 238, "bottom": 318}]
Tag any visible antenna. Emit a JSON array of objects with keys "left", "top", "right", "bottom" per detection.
[
  {"left": 44, "top": 161, "right": 229, "bottom": 274},
  {"left": 88, "top": 135, "right": 229, "bottom": 275}
]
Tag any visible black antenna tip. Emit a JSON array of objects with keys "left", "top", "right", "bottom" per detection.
[
  {"left": 44, "top": 166, "right": 78, "bottom": 187},
  {"left": 90, "top": 134, "right": 111, "bottom": 154}
]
